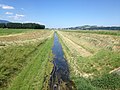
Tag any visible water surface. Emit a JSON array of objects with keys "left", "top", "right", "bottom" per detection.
[{"left": 49, "top": 32, "right": 75, "bottom": 90}]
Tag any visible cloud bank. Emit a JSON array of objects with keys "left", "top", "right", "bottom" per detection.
[
  {"left": 8, "top": 14, "right": 25, "bottom": 20},
  {"left": 5, "top": 12, "right": 13, "bottom": 15},
  {"left": 0, "top": 4, "right": 14, "bottom": 9}
]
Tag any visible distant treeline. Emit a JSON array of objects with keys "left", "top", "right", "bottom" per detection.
[
  {"left": 65, "top": 25, "right": 120, "bottom": 30},
  {"left": 0, "top": 23, "right": 45, "bottom": 29},
  {"left": 67, "top": 27, "right": 120, "bottom": 30}
]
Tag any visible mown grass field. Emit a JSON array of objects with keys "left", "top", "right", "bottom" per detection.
[
  {"left": 0, "top": 29, "right": 54, "bottom": 90},
  {"left": 0, "top": 29, "right": 33, "bottom": 35},
  {"left": 0, "top": 29, "right": 120, "bottom": 90},
  {"left": 63, "top": 30, "right": 120, "bottom": 36},
  {"left": 58, "top": 30, "right": 120, "bottom": 90}
]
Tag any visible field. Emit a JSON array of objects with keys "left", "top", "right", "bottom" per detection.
[
  {"left": 64, "top": 30, "right": 120, "bottom": 36},
  {"left": 58, "top": 30, "right": 120, "bottom": 90},
  {"left": 0, "top": 29, "right": 120, "bottom": 90},
  {"left": 0, "top": 29, "right": 54, "bottom": 90},
  {"left": 0, "top": 29, "right": 34, "bottom": 36}
]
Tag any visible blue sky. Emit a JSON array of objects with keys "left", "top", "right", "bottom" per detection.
[{"left": 0, "top": 0, "right": 120, "bottom": 28}]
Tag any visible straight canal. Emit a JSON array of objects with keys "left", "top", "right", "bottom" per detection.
[{"left": 49, "top": 32, "right": 76, "bottom": 90}]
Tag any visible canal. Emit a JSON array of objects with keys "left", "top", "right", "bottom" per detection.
[{"left": 49, "top": 32, "right": 76, "bottom": 90}]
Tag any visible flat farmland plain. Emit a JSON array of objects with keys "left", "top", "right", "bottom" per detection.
[
  {"left": 58, "top": 30, "right": 120, "bottom": 90},
  {"left": 0, "top": 29, "right": 54, "bottom": 90},
  {"left": 0, "top": 29, "right": 120, "bottom": 90}
]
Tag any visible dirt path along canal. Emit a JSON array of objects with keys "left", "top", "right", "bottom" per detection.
[{"left": 49, "top": 32, "right": 76, "bottom": 90}]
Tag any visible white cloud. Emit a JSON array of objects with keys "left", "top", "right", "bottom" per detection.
[
  {"left": 16, "top": 14, "right": 25, "bottom": 17},
  {"left": 24, "top": 21, "right": 45, "bottom": 25},
  {"left": 8, "top": 14, "right": 25, "bottom": 20},
  {"left": 5, "top": 12, "right": 13, "bottom": 15},
  {"left": 21, "top": 8, "right": 24, "bottom": 10},
  {"left": 0, "top": 4, "right": 14, "bottom": 9}
]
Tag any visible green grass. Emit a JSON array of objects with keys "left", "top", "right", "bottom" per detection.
[
  {"left": 0, "top": 43, "right": 40, "bottom": 89},
  {"left": 0, "top": 37, "right": 54, "bottom": 90},
  {"left": 71, "top": 76, "right": 98, "bottom": 90},
  {"left": 8, "top": 38, "right": 53, "bottom": 90},
  {"left": 71, "top": 73, "right": 120, "bottom": 90},
  {"left": 91, "top": 73, "right": 120, "bottom": 90},
  {"left": 59, "top": 33, "right": 120, "bottom": 90},
  {"left": 71, "top": 50, "right": 120, "bottom": 90},
  {"left": 0, "top": 28, "right": 33, "bottom": 35},
  {"left": 77, "top": 50, "right": 120, "bottom": 75},
  {"left": 63, "top": 30, "right": 120, "bottom": 36}
]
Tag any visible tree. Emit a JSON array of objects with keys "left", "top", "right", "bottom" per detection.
[{"left": 0, "top": 23, "right": 6, "bottom": 28}]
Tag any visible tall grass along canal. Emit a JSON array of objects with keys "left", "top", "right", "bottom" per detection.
[{"left": 49, "top": 32, "right": 76, "bottom": 90}]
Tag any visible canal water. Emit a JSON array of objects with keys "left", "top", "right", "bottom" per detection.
[{"left": 49, "top": 32, "right": 76, "bottom": 90}]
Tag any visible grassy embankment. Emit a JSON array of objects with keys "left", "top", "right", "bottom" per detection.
[
  {"left": 0, "top": 29, "right": 54, "bottom": 90},
  {"left": 58, "top": 30, "right": 120, "bottom": 90}
]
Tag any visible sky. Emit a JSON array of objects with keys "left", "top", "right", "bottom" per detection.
[{"left": 0, "top": 0, "right": 120, "bottom": 28}]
